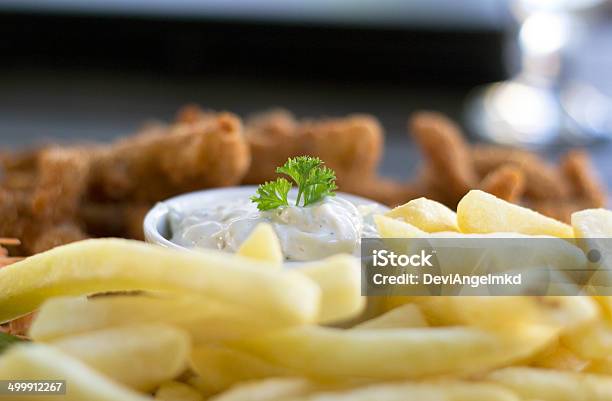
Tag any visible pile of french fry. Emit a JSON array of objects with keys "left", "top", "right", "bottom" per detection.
[{"left": 1, "top": 190, "right": 612, "bottom": 400}]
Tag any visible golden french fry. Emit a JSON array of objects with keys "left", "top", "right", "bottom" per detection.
[
  {"left": 585, "top": 358, "right": 612, "bottom": 375},
  {"left": 385, "top": 197, "right": 459, "bottom": 232},
  {"left": 374, "top": 215, "right": 427, "bottom": 238},
  {"left": 0, "top": 343, "right": 152, "bottom": 401},
  {"left": 50, "top": 323, "right": 190, "bottom": 392},
  {"left": 407, "top": 296, "right": 598, "bottom": 333},
  {"left": 283, "top": 381, "right": 520, "bottom": 401},
  {"left": 297, "top": 255, "right": 365, "bottom": 324},
  {"left": 457, "top": 190, "right": 573, "bottom": 238},
  {"left": 571, "top": 209, "right": 612, "bottom": 291},
  {"left": 572, "top": 208, "right": 612, "bottom": 237},
  {"left": 562, "top": 320, "right": 612, "bottom": 360},
  {"left": 593, "top": 297, "right": 612, "bottom": 320},
  {"left": 185, "top": 377, "right": 216, "bottom": 399},
  {"left": 529, "top": 343, "right": 588, "bottom": 372},
  {"left": 209, "top": 378, "right": 314, "bottom": 401},
  {"left": 29, "top": 295, "right": 294, "bottom": 343},
  {"left": 230, "top": 325, "right": 550, "bottom": 380},
  {"left": 189, "top": 345, "right": 293, "bottom": 395},
  {"left": 352, "top": 304, "right": 428, "bottom": 329},
  {"left": 408, "top": 233, "right": 585, "bottom": 296},
  {"left": 155, "top": 381, "right": 203, "bottom": 401},
  {"left": 488, "top": 367, "right": 612, "bottom": 401},
  {"left": 237, "top": 223, "right": 283, "bottom": 266},
  {"left": 0, "top": 239, "right": 320, "bottom": 325}
]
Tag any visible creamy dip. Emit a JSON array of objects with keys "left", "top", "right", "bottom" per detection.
[{"left": 169, "top": 196, "right": 379, "bottom": 261}]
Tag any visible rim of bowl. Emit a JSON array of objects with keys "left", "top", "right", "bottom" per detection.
[{"left": 143, "top": 185, "right": 388, "bottom": 251}]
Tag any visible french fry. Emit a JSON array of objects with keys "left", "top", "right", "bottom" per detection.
[
  {"left": 594, "top": 297, "right": 612, "bottom": 321},
  {"left": 529, "top": 343, "right": 588, "bottom": 372},
  {"left": 29, "top": 295, "right": 293, "bottom": 343},
  {"left": 190, "top": 345, "right": 294, "bottom": 394},
  {"left": 155, "top": 381, "right": 204, "bottom": 401},
  {"left": 488, "top": 367, "right": 612, "bottom": 401},
  {"left": 209, "top": 378, "right": 315, "bottom": 401},
  {"left": 237, "top": 223, "right": 283, "bottom": 266},
  {"left": 395, "top": 232, "right": 586, "bottom": 293},
  {"left": 374, "top": 215, "right": 427, "bottom": 238},
  {"left": 50, "top": 323, "right": 190, "bottom": 392},
  {"left": 283, "top": 381, "right": 520, "bottom": 401},
  {"left": 384, "top": 197, "right": 459, "bottom": 232},
  {"left": 572, "top": 209, "right": 612, "bottom": 238},
  {"left": 0, "top": 343, "right": 153, "bottom": 401},
  {"left": 562, "top": 320, "right": 612, "bottom": 360},
  {"left": 297, "top": 255, "right": 365, "bottom": 324},
  {"left": 0, "top": 239, "right": 320, "bottom": 325},
  {"left": 407, "top": 296, "right": 598, "bottom": 333},
  {"left": 185, "top": 376, "right": 216, "bottom": 399},
  {"left": 352, "top": 304, "right": 428, "bottom": 329},
  {"left": 570, "top": 209, "right": 612, "bottom": 291},
  {"left": 229, "top": 325, "right": 550, "bottom": 380},
  {"left": 457, "top": 190, "right": 574, "bottom": 238},
  {"left": 585, "top": 357, "right": 612, "bottom": 375}
]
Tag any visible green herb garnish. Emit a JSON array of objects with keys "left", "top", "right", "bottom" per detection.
[
  {"left": 0, "top": 332, "right": 23, "bottom": 355},
  {"left": 251, "top": 156, "right": 337, "bottom": 211}
]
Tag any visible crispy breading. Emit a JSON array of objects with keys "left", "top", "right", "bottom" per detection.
[
  {"left": 1, "top": 108, "right": 250, "bottom": 254},
  {"left": 408, "top": 112, "right": 479, "bottom": 206},
  {"left": 0, "top": 189, "right": 25, "bottom": 239},
  {"left": 242, "top": 109, "right": 300, "bottom": 184},
  {"left": 343, "top": 177, "right": 426, "bottom": 208},
  {"left": 242, "top": 109, "right": 383, "bottom": 188},
  {"left": 79, "top": 201, "right": 150, "bottom": 240},
  {"left": 0, "top": 147, "right": 41, "bottom": 173},
  {"left": 88, "top": 111, "right": 250, "bottom": 202},
  {"left": 0, "top": 147, "right": 90, "bottom": 254},
  {"left": 298, "top": 114, "right": 383, "bottom": 186},
  {"left": 479, "top": 164, "right": 526, "bottom": 203},
  {"left": 31, "top": 147, "right": 91, "bottom": 220},
  {"left": 0, "top": 106, "right": 609, "bottom": 255},
  {"left": 0, "top": 238, "right": 21, "bottom": 268},
  {"left": 3, "top": 313, "right": 35, "bottom": 337},
  {"left": 29, "top": 222, "right": 88, "bottom": 254},
  {"left": 560, "top": 149, "right": 607, "bottom": 207},
  {"left": 471, "top": 145, "right": 570, "bottom": 201}
]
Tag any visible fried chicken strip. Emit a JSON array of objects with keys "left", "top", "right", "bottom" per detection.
[
  {"left": 31, "top": 147, "right": 91, "bottom": 220},
  {"left": 0, "top": 148, "right": 90, "bottom": 254},
  {"left": 298, "top": 114, "right": 383, "bottom": 187},
  {"left": 79, "top": 201, "right": 150, "bottom": 240},
  {"left": 88, "top": 110, "right": 250, "bottom": 202},
  {"left": 242, "top": 109, "right": 300, "bottom": 184},
  {"left": 560, "top": 149, "right": 607, "bottom": 207},
  {"left": 408, "top": 112, "right": 479, "bottom": 206},
  {"left": 242, "top": 109, "right": 384, "bottom": 189},
  {"left": 471, "top": 145, "right": 569, "bottom": 201},
  {"left": 0, "top": 238, "right": 21, "bottom": 268},
  {"left": 480, "top": 164, "right": 526, "bottom": 203}
]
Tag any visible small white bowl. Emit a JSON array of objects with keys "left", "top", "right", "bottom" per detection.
[{"left": 144, "top": 185, "right": 388, "bottom": 251}]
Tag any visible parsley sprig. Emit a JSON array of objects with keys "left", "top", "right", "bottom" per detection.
[
  {"left": 251, "top": 156, "right": 337, "bottom": 211},
  {"left": 0, "top": 332, "right": 23, "bottom": 355}
]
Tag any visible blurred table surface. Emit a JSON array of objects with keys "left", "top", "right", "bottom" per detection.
[{"left": 1, "top": 70, "right": 611, "bottom": 190}]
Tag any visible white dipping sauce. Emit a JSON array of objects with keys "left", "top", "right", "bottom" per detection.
[{"left": 169, "top": 196, "right": 379, "bottom": 261}]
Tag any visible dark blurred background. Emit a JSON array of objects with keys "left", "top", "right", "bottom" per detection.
[{"left": 0, "top": 0, "right": 610, "bottom": 183}]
